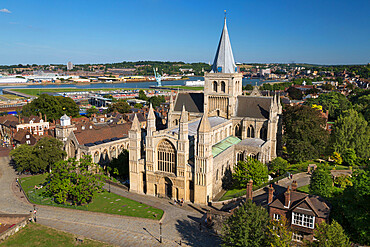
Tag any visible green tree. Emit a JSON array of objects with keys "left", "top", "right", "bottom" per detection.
[
  {"left": 267, "top": 216, "right": 293, "bottom": 247},
  {"left": 107, "top": 100, "right": 131, "bottom": 114},
  {"left": 330, "top": 152, "right": 343, "bottom": 165},
  {"left": 342, "top": 148, "right": 357, "bottom": 166},
  {"left": 233, "top": 157, "right": 268, "bottom": 188},
  {"left": 148, "top": 95, "right": 165, "bottom": 108},
  {"left": 108, "top": 150, "right": 129, "bottom": 178},
  {"left": 46, "top": 156, "right": 104, "bottom": 205},
  {"left": 306, "top": 220, "right": 350, "bottom": 247},
  {"left": 269, "top": 157, "right": 289, "bottom": 177},
  {"left": 34, "top": 137, "right": 66, "bottom": 173},
  {"left": 134, "top": 103, "right": 143, "bottom": 109},
  {"left": 86, "top": 107, "right": 99, "bottom": 117},
  {"left": 283, "top": 105, "right": 329, "bottom": 163},
  {"left": 222, "top": 200, "right": 269, "bottom": 247},
  {"left": 332, "top": 168, "right": 370, "bottom": 244},
  {"left": 287, "top": 86, "right": 303, "bottom": 100},
  {"left": 138, "top": 90, "right": 148, "bottom": 101},
  {"left": 309, "top": 167, "right": 333, "bottom": 198},
  {"left": 56, "top": 96, "right": 79, "bottom": 117},
  {"left": 331, "top": 109, "right": 370, "bottom": 159},
  {"left": 21, "top": 94, "right": 79, "bottom": 121},
  {"left": 10, "top": 144, "right": 40, "bottom": 173},
  {"left": 243, "top": 84, "right": 254, "bottom": 90}
]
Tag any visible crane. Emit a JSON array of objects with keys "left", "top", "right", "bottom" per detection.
[{"left": 153, "top": 68, "right": 162, "bottom": 87}]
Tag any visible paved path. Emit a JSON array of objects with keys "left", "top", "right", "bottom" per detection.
[{"left": 0, "top": 157, "right": 220, "bottom": 246}]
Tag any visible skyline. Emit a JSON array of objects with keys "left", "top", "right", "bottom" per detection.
[{"left": 0, "top": 0, "right": 369, "bottom": 65}]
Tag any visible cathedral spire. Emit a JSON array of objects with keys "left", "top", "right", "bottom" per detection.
[
  {"left": 180, "top": 105, "right": 188, "bottom": 123},
  {"left": 198, "top": 112, "right": 211, "bottom": 133},
  {"left": 211, "top": 14, "right": 237, "bottom": 74}
]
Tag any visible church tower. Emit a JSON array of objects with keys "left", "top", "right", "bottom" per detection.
[
  {"left": 129, "top": 114, "right": 143, "bottom": 193},
  {"left": 204, "top": 16, "right": 243, "bottom": 119},
  {"left": 194, "top": 113, "right": 213, "bottom": 204},
  {"left": 145, "top": 104, "right": 156, "bottom": 172}
]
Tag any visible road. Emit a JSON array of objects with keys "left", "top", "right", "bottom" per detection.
[{"left": 0, "top": 156, "right": 220, "bottom": 247}]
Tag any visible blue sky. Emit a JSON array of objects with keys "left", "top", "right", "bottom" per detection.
[{"left": 0, "top": 0, "right": 369, "bottom": 65}]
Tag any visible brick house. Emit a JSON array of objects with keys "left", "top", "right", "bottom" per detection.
[{"left": 268, "top": 181, "right": 331, "bottom": 242}]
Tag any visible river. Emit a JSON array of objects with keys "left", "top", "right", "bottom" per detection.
[{"left": 0, "top": 77, "right": 279, "bottom": 94}]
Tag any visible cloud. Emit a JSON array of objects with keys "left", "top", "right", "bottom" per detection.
[{"left": 0, "top": 8, "right": 11, "bottom": 13}]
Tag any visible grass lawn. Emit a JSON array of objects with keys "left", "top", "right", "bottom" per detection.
[
  {"left": 219, "top": 188, "right": 246, "bottom": 201},
  {"left": 0, "top": 223, "right": 111, "bottom": 247},
  {"left": 297, "top": 185, "right": 310, "bottom": 194},
  {"left": 20, "top": 174, "right": 163, "bottom": 220}
]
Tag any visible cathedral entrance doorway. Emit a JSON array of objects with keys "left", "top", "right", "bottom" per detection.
[{"left": 165, "top": 177, "right": 173, "bottom": 199}]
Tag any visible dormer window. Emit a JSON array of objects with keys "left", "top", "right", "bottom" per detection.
[
  {"left": 292, "top": 212, "right": 315, "bottom": 229},
  {"left": 30, "top": 120, "right": 33, "bottom": 124}
]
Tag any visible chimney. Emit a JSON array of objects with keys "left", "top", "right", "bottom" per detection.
[
  {"left": 291, "top": 180, "right": 298, "bottom": 191},
  {"left": 39, "top": 112, "right": 42, "bottom": 118},
  {"left": 246, "top": 180, "right": 253, "bottom": 201},
  {"left": 268, "top": 184, "right": 274, "bottom": 204},
  {"left": 44, "top": 114, "right": 47, "bottom": 122},
  {"left": 284, "top": 186, "right": 291, "bottom": 208}
]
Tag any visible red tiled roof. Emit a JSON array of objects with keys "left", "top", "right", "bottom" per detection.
[{"left": 74, "top": 123, "right": 132, "bottom": 145}]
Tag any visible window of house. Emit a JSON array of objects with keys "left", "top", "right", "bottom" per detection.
[
  {"left": 26, "top": 135, "right": 30, "bottom": 139},
  {"left": 292, "top": 232, "right": 303, "bottom": 242},
  {"left": 26, "top": 140, "right": 30, "bottom": 144},
  {"left": 292, "top": 212, "right": 315, "bottom": 229},
  {"left": 273, "top": 214, "right": 281, "bottom": 221}
]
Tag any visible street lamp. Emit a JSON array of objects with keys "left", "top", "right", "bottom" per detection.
[{"left": 159, "top": 222, "right": 162, "bottom": 243}]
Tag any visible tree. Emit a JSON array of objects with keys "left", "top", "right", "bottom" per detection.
[
  {"left": 134, "top": 103, "right": 143, "bottom": 109},
  {"left": 46, "top": 156, "right": 104, "bottom": 205},
  {"left": 269, "top": 157, "right": 288, "bottom": 177},
  {"left": 56, "top": 96, "right": 79, "bottom": 117},
  {"left": 330, "top": 152, "right": 342, "bottom": 165},
  {"left": 267, "top": 216, "right": 293, "bottom": 247},
  {"left": 287, "top": 86, "right": 303, "bottom": 100},
  {"left": 108, "top": 150, "right": 129, "bottom": 178},
  {"left": 342, "top": 148, "right": 357, "bottom": 166},
  {"left": 233, "top": 157, "right": 268, "bottom": 188},
  {"left": 34, "top": 137, "right": 66, "bottom": 172},
  {"left": 222, "top": 200, "right": 269, "bottom": 247},
  {"left": 244, "top": 84, "right": 254, "bottom": 90},
  {"left": 331, "top": 109, "right": 370, "bottom": 159},
  {"left": 332, "top": 168, "right": 370, "bottom": 245},
  {"left": 283, "top": 105, "right": 329, "bottom": 163},
  {"left": 86, "top": 107, "right": 99, "bottom": 117},
  {"left": 21, "top": 94, "right": 79, "bottom": 121},
  {"left": 309, "top": 167, "right": 333, "bottom": 198},
  {"left": 307, "top": 220, "right": 350, "bottom": 247},
  {"left": 148, "top": 95, "right": 165, "bottom": 108},
  {"left": 107, "top": 100, "right": 131, "bottom": 114},
  {"left": 10, "top": 144, "right": 40, "bottom": 173},
  {"left": 138, "top": 90, "right": 148, "bottom": 101}
]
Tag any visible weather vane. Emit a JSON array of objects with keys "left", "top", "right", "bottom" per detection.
[{"left": 224, "top": 10, "right": 227, "bottom": 19}]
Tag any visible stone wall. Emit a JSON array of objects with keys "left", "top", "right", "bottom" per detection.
[{"left": 0, "top": 213, "right": 31, "bottom": 241}]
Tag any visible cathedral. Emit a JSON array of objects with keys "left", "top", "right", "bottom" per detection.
[{"left": 129, "top": 17, "right": 282, "bottom": 204}]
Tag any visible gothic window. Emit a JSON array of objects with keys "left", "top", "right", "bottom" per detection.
[
  {"left": 260, "top": 126, "right": 268, "bottom": 141},
  {"left": 234, "top": 124, "right": 241, "bottom": 138},
  {"left": 221, "top": 81, "right": 226, "bottom": 93},
  {"left": 157, "top": 139, "right": 176, "bottom": 174},
  {"left": 213, "top": 81, "right": 218, "bottom": 92},
  {"left": 237, "top": 152, "right": 244, "bottom": 162},
  {"left": 247, "top": 125, "right": 255, "bottom": 138},
  {"left": 94, "top": 151, "right": 100, "bottom": 164},
  {"left": 110, "top": 147, "right": 117, "bottom": 159}
]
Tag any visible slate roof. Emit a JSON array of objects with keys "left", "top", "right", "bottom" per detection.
[
  {"left": 238, "top": 138, "right": 265, "bottom": 147},
  {"left": 236, "top": 96, "right": 272, "bottom": 119},
  {"left": 269, "top": 190, "right": 330, "bottom": 219},
  {"left": 174, "top": 93, "right": 204, "bottom": 113},
  {"left": 212, "top": 136, "right": 241, "bottom": 157},
  {"left": 74, "top": 123, "right": 131, "bottom": 146},
  {"left": 211, "top": 18, "right": 237, "bottom": 73}
]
